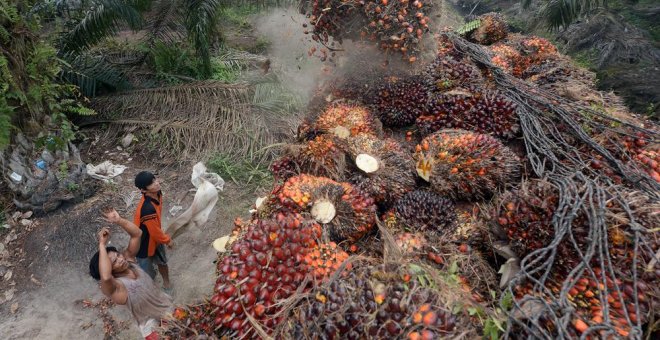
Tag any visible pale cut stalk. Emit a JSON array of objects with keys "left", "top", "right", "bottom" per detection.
[
  {"left": 356, "top": 153, "right": 379, "bottom": 173},
  {"left": 311, "top": 199, "right": 336, "bottom": 224}
]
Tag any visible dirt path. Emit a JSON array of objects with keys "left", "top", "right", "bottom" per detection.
[{"left": 0, "top": 143, "right": 255, "bottom": 339}]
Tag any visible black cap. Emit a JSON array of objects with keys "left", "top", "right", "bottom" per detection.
[{"left": 135, "top": 171, "right": 155, "bottom": 190}]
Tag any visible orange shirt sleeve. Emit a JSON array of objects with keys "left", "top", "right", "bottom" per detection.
[{"left": 142, "top": 216, "right": 171, "bottom": 245}]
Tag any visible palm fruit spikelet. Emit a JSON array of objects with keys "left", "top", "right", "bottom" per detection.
[
  {"left": 301, "top": 103, "right": 383, "bottom": 140},
  {"left": 284, "top": 260, "right": 462, "bottom": 339},
  {"left": 367, "top": 75, "right": 429, "bottom": 127},
  {"left": 414, "top": 129, "right": 521, "bottom": 200},
  {"left": 417, "top": 88, "right": 519, "bottom": 139},
  {"left": 345, "top": 135, "right": 416, "bottom": 206},
  {"left": 466, "top": 12, "right": 508, "bottom": 45},
  {"left": 281, "top": 135, "right": 348, "bottom": 181},
  {"left": 194, "top": 213, "right": 322, "bottom": 338},
  {"left": 392, "top": 190, "right": 457, "bottom": 238},
  {"left": 259, "top": 174, "right": 377, "bottom": 243},
  {"left": 303, "top": 241, "right": 351, "bottom": 281},
  {"left": 423, "top": 54, "right": 481, "bottom": 92}
]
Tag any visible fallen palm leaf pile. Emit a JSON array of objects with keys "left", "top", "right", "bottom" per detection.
[{"left": 161, "top": 13, "right": 658, "bottom": 339}]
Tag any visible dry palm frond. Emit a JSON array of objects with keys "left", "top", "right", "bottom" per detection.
[{"left": 84, "top": 81, "right": 287, "bottom": 162}]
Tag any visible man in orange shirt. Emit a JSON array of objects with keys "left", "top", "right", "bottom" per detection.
[{"left": 134, "top": 171, "right": 173, "bottom": 293}]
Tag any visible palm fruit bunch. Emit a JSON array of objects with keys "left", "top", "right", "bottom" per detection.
[
  {"left": 269, "top": 156, "right": 298, "bottom": 182},
  {"left": 465, "top": 12, "right": 508, "bottom": 45},
  {"left": 345, "top": 135, "right": 416, "bottom": 206},
  {"left": 414, "top": 129, "right": 521, "bottom": 200},
  {"left": 359, "top": 0, "right": 432, "bottom": 62},
  {"left": 284, "top": 260, "right": 461, "bottom": 339},
  {"left": 423, "top": 54, "right": 481, "bottom": 92},
  {"left": 209, "top": 213, "right": 321, "bottom": 337},
  {"left": 606, "top": 190, "right": 659, "bottom": 281},
  {"left": 301, "top": 0, "right": 360, "bottom": 46},
  {"left": 300, "top": 1, "right": 431, "bottom": 61},
  {"left": 492, "top": 180, "right": 593, "bottom": 274},
  {"left": 163, "top": 302, "right": 218, "bottom": 337},
  {"left": 520, "top": 36, "right": 558, "bottom": 65},
  {"left": 490, "top": 43, "right": 525, "bottom": 77},
  {"left": 367, "top": 75, "right": 429, "bottom": 127},
  {"left": 565, "top": 268, "right": 652, "bottom": 338},
  {"left": 489, "top": 35, "right": 559, "bottom": 78},
  {"left": 281, "top": 135, "right": 348, "bottom": 181},
  {"left": 303, "top": 242, "right": 351, "bottom": 281},
  {"left": 260, "top": 174, "right": 376, "bottom": 243},
  {"left": 391, "top": 190, "right": 456, "bottom": 238},
  {"left": 300, "top": 103, "right": 383, "bottom": 141},
  {"left": 428, "top": 88, "right": 518, "bottom": 137},
  {"left": 417, "top": 89, "right": 519, "bottom": 139}
]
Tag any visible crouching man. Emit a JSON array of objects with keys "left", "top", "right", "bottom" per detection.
[{"left": 89, "top": 207, "right": 173, "bottom": 339}]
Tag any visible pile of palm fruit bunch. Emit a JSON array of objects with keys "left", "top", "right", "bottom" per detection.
[
  {"left": 299, "top": 0, "right": 433, "bottom": 61},
  {"left": 161, "top": 13, "right": 659, "bottom": 339}
]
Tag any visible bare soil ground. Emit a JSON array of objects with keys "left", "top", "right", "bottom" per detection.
[{"left": 0, "top": 131, "right": 256, "bottom": 339}]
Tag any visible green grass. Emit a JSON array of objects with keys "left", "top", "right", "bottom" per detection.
[
  {"left": 207, "top": 153, "right": 272, "bottom": 187},
  {"left": 217, "top": 4, "right": 260, "bottom": 29},
  {"left": 210, "top": 56, "right": 243, "bottom": 82},
  {"left": 571, "top": 48, "right": 599, "bottom": 69}
]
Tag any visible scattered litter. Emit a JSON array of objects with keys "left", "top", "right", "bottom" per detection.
[
  {"left": 30, "top": 274, "right": 43, "bottom": 286},
  {"left": 5, "top": 231, "right": 17, "bottom": 243},
  {"left": 10, "top": 302, "right": 18, "bottom": 313},
  {"left": 21, "top": 211, "right": 33, "bottom": 219},
  {"left": 86, "top": 161, "right": 127, "bottom": 182},
  {"left": 121, "top": 133, "right": 135, "bottom": 148},
  {"left": 9, "top": 172, "right": 22, "bottom": 182},
  {"left": 212, "top": 236, "right": 231, "bottom": 252},
  {"left": 3, "top": 269, "right": 12, "bottom": 281}
]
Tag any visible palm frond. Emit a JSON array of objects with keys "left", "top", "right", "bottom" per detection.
[
  {"left": 184, "top": 0, "right": 221, "bottom": 77},
  {"left": 59, "top": 0, "right": 147, "bottom": 54},
  {"left": 83, "top": 81, "right": 287, "bottom": 161},
  {"left": 539, "top": 0, "right": 605, "bottom": 30},
  {"left": 252, "top": 81, "right": 302, "bottom": 115},
  {"left": 143, "top": 0, "right": 185, "bottom": 47},
  {"left": 59, "top": 53, "right": 131, "bottom": 96}
]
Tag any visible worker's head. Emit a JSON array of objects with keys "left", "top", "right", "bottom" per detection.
[
  {"left": 88, "top": 246, "right": 129, "bottom": 280},
  {"left": 135, "top": 171, "right": 160, "bottom": 194}
]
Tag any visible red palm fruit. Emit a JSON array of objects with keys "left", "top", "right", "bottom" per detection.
[
  {"left": 423, "top": 54, "right": 482, "bottom": 92},
  {"left": 301, "top": 103, "right": 383, "bottom": 140},
  {"left": 281, "top": 135, "right": 348, "bottom": 181},
  {"left": 303, "top": 241, "right": 351, "bottom": 281}
]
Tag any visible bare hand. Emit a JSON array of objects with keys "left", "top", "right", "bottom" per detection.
[
  {"left": 101, "top": 206, "right": 122, "bottom": 224},
  {"left": 98, "top": 227, "right": 111, "bottom": 245}
]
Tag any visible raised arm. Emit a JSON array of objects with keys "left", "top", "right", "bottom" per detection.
[
  {"left": 97, "top": 227, "right": 118, "bottom": 296},
  {"left": 102, "top": 207, "right": 142, "bottom": 259}
]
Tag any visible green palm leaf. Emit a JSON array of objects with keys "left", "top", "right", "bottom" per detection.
[
  {"left": 184, "top": 0, "right": 221, "bottom": 77},
  {"left": 59, "top": 0, "right": 149, "bottom": 54}
]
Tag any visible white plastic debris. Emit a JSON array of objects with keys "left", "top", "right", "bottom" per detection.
[
  {"left": 86, "top": 161, "right": 127, "bottom": 182},
  {"left": 165, "top": 162, "right": 224, "bottom": 237}
]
